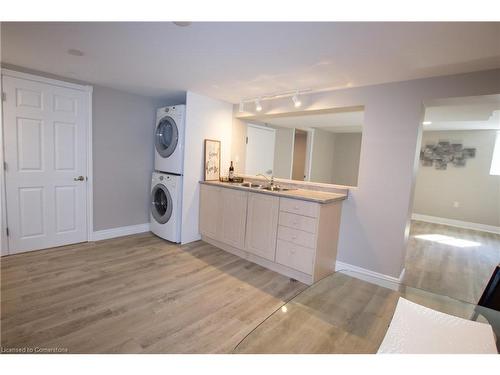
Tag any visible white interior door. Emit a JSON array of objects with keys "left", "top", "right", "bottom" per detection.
[
  {"left": 2, "top": 74, "right": 90, "bottom": 254},
  {"left": 245, "top": 124, "right": 276, "bottom": 176}
]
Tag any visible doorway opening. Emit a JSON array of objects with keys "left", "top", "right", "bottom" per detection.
[{"left": 404, "top": 94, "right": 500, "bottom": 304}]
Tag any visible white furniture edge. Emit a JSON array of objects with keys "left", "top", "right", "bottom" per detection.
[
  {"left": 0, "top": 69, "right": 93, "bottom": 255},
  {"left": 92, "top": 223, "right": 150, "bottom": 242},
  {"left": 412, "top": 213, "right": 500, "bottom": 235},
  {"left": 335, "top": 260, "right": 404, "bottom": 291}
]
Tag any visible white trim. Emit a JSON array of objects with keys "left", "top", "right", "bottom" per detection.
[
  {"left": 399, "top": 267, "right": 406, "bottom": 283},
  {"left": 412, "top": 214, "right": 500, "bottom": 235},
  {"left": 86, "top": 88, "right": 94, "bottom": 242},
  {"left": 289, "top": 128, "right": 296, "bottom": 179},
  {"left": 0, "top": 69, "right": 93, "bottom": 255},
  {"left": 1, "top": 69, "right": 92, "bottom": 92},
  {"left": 0, "top": 67, "right": 7, "bottom": 255},
  {"left": 335, "top": 260, "right": 402, "bottom": 291},
  {"left": 92, "top": 223, "right": 150, "bottom": 242},
  {"left": 305, "top": 128, "right": 315, "bottom": 182}
]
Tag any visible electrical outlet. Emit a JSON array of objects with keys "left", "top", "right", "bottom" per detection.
[{"left": 453, "top": 201, "right": 460, "bottom": 208}]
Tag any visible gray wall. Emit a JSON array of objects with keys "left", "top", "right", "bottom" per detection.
[
  {"left": 292, "top": 130, "right": 307, "bottom": 180},
  {"left": 332, "top": 132, "right": 362, "bottom": 187},
  {"left": 310, "top": 128, "right": 336, "bottom": 183},
  {"left": 235, "top": 69, "right": 500, "bottom": 278},
  {"left": 413, "top": 130, "right": 500, "bottom": 226},
  {"left": 92, "top": 85, "right": 159, "bottom": 231},
  {"left": 272, "top": 126, "right": 294, "bottom": 179}
]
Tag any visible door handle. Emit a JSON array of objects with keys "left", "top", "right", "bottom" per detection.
[{"left": 74, "top": 176, "right": 85, "bottom": 181}]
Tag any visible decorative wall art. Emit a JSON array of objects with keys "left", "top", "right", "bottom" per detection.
[
  {"left": 420, "top": 141, "right": 476, "bottom": 170},
  {"left": 204, "top": 139, "right": 221, "bottom": 181}
]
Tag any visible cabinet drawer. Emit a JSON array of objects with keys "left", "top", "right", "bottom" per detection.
[
  {"left": 276, "top": 240, "right": 314, "bottom": 275},
  {"left": 279, "top": 211, "right": 317, "bottom": 233},
  {"left": 278, "top": 225, "right": 316, "bottom": 249},
  {"left": 280, "top": 198, "right": 319, "bottom": 218}
]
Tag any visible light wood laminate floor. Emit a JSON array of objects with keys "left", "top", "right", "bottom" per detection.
[
  {"left": 1, "top": 233, "right": 306, "bottom": 353},
  {"left": 404, "top": 220, "right": 500, "bottom": 304}
]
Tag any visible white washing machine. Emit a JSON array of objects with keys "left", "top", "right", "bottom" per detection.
[
  {"left": 150, "top": 172, "right": 182, "bottom": 243},
  {"left": 154, "top": 105, "right": 185, "bottom": 175}
]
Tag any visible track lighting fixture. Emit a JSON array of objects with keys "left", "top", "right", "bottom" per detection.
[
  {"left": 239, "top": 89, "right": 310, "bottom": 113},
  {"left": 255, "top": 98, "right": 262, "bottom": 112},
  {"left": 292, "top": 90, "right": 301, "bottom": 108}
]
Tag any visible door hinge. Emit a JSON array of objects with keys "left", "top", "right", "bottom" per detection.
[
  {"left": 245, "top": 136, "right": 248, "bottom": 144},
  {"left": 6, "top": 227, "right": 9, "bottom": 237},
  {"left": 3, "top": 161, "right": 7, "bottom": 171},
  {"left": 1, "top": 92, "right": 6, "bottom": 102}
]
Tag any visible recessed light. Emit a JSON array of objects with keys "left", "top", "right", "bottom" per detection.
[
  {"left": 173, "top": 22, "right": 192, "bottom": 27},
  {"left": 422, "top": 121, "right": 432, "bottom": 125},
  {"left": 67, "top": 49, "right": 84, "bottom": 57}
]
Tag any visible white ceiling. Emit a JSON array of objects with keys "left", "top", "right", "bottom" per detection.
[
  {"left": 1, "top": 22, "right": 500, "bottom": 103},
  {"left": 261, "top": 110, "right": 364, "bottom": 133}
]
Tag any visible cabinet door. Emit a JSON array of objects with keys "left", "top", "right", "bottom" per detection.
[
  {"left": 199, "top": 184, "right": 221, "bottom": 239},
  {"left": 245, "top": 193, "right": 279, "bottom": 261},
  {"left": 220, "top": 189, "right": 248, "bottom": 250}
]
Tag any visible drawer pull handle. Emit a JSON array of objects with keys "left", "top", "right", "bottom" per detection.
[{"left": 292, "top": 235, "right": 297, "bottom": 240}]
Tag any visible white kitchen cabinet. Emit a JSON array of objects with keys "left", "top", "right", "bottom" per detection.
[
  {"left": 199, "top": 182, "right": 344, "bottom": 285},
  {"left": 199, "top": 184, "right": 221, "bottom": 239},
  {"left": 220, "top": 188, "right": 248, "bottom": 250},
  {"left": 244, "top": 192, "right": 279, "bottom": 261}
]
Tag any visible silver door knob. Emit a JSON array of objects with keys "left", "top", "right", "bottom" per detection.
[{"left": 74, "top": 176, "right": 85, "bottom": 181}]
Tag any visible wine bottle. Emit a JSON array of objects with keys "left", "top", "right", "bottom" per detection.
[{"left": 229, "top": 161, "right": 234, "bottom": 182}]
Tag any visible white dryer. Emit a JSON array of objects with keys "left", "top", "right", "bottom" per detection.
[
  {"left": 154, "top": 105, "right": 185, "bottom": 175},
  {"left": 150, "top": 172, "right": 182, "bottom": 243}
]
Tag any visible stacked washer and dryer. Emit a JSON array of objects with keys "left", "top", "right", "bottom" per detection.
[{"left": 150, "top": 105, "right": 185, "bottom": 243}]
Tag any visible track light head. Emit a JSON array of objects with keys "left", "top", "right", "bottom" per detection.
[
  {"left": 255, "top": 98, "right": 262, "bottom": 112},
  {"left": 292, "top": 91, "right": 301, "bottom": 108}
]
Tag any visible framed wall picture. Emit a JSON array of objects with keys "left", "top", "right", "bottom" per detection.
[{"left": 204, "top": 139, "right": 221, "bottom": 181}]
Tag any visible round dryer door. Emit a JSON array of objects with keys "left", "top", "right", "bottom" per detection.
[
  {"left": 155, "top": 116, "right": 179, "bottom": 158},
  {"left": 151, "top": 184, "right": 173, "bottom": 224}
]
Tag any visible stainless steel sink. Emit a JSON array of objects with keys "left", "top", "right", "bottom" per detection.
[
  {"left": 240, "top": 182, "right": 263, "bottom": 189},
  {"left": 262, "top": 186, "right": 295, "bottom": 192},
  {"left": 235, "top": 182, "right": 295, "bottom": 192}
]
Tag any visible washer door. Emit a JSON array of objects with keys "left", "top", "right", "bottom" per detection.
[
  {"left": 151, "top": 184, "right": 173, "bottom": 224},
  {"left": 155, "top": 116, "right": 179, "bottom": 158}
]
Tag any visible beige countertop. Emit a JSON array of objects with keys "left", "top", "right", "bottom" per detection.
[{"left": 200, "top": 180, "right": 347, "bottom": 204}]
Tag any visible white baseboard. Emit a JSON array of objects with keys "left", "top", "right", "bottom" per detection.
[
  {"left": 92, "top": 223, "right": 150, "bottom": 241},
  {"left": 335, "top": 261, "right": 402, "bottom": 291},
  {"left": 411, "top": 214, "right": 500, "bottom": 235}
]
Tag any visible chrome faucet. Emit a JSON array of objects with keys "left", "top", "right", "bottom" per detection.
[{"left": 257, "top": 171, "right": 275, "bottom": 189}]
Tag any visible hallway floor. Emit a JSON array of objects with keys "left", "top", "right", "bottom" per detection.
[{"left": 404, "top": 220, "right": 500, "bottom": 304}]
